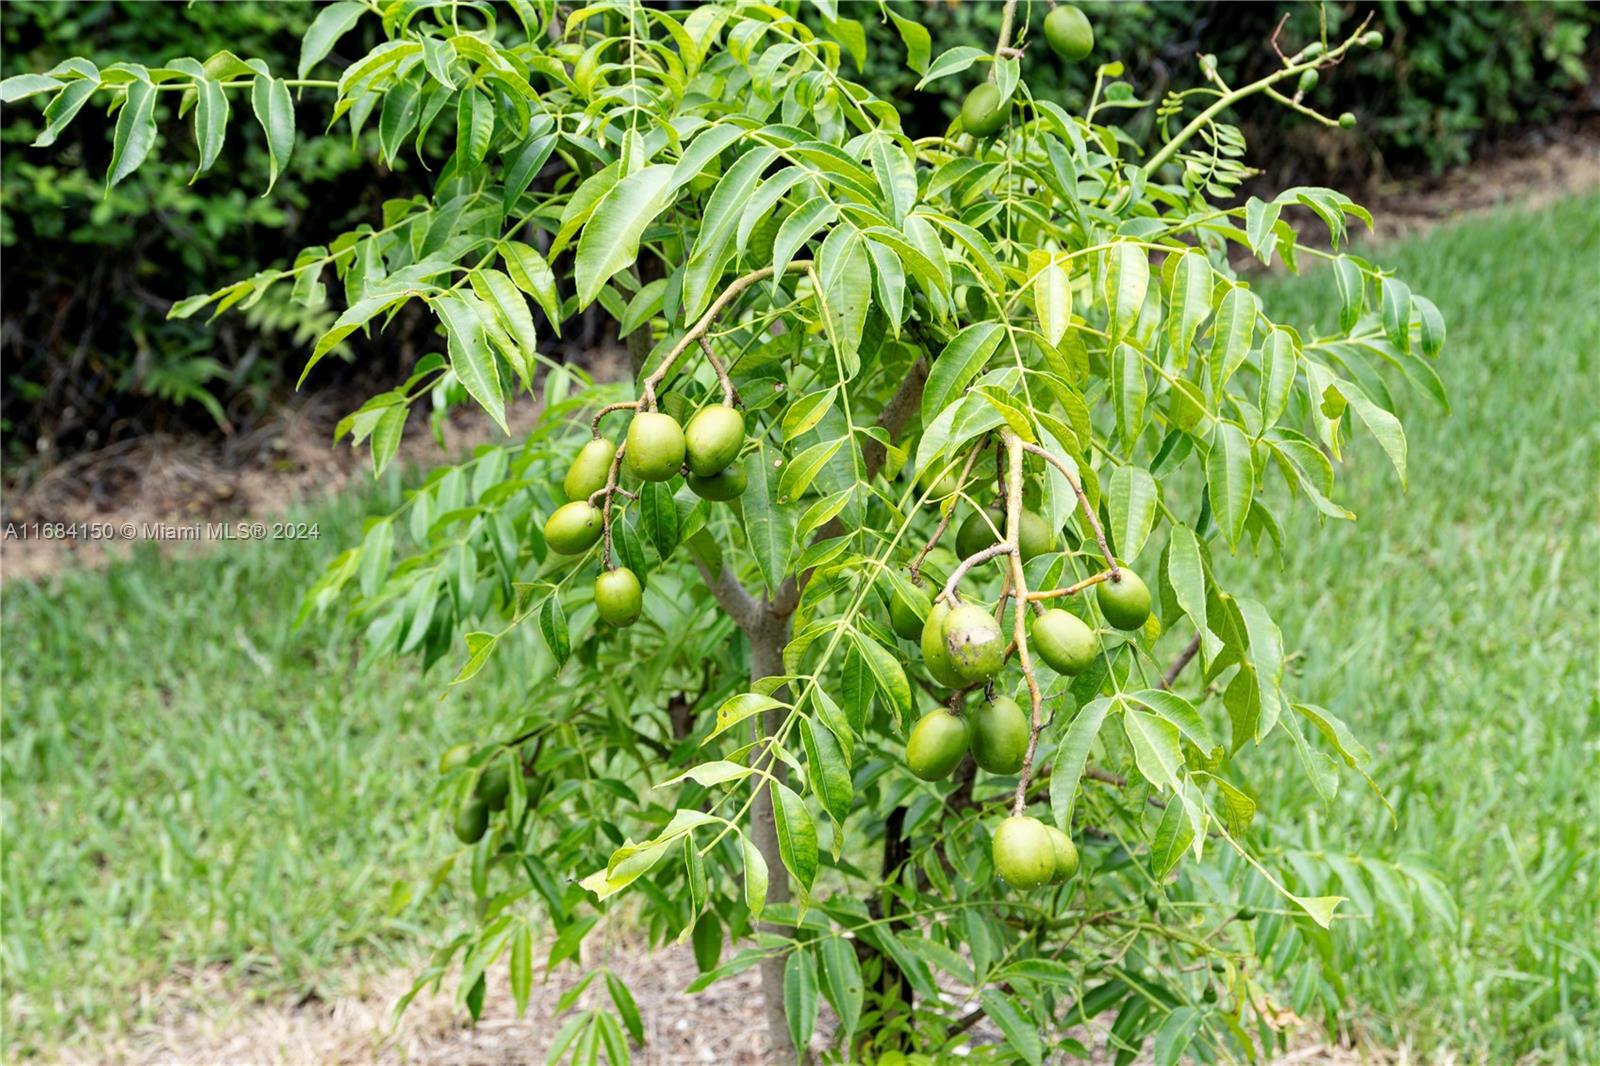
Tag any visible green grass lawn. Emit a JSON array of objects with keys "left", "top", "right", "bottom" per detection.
[{"left": 3, "top": 194, "right": 1596, "bottom": 1062}]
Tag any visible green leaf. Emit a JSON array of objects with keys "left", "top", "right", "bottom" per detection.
[
  {"left": 1122, "top": 708, "right": 1183, "bottom": 794},
  {"left": 1034, "top": 262, "right": 1071, "bottom": 346},
  {"left": 1164, "top": 250, "right": 1213, "bottom": 367},
  {"left": 1333, "top": 256, "right": 1365, "bottom": 332},
  {"left": 107, "top": 77, "right": 157, "bottom": 190},
  {"left": 370, "top": 404, "right": 406, "bottom": 477},
  {"left": 921, "top": 321, "right": 1002, "bottom": 424},
  {"left": 980, "top": 989, "right": 1043, "bottom": 1066},
  {"left": 1105, "top": 242, "right": 1149, "bottom": 343},
  {"left": 1152, "top": 1006, "right": 1202, "bottom": 1066},
  {"left": 1413, "top": 293, "right": 1446, "bottom": 358},
  {"left": 1206, "top": 422, "right": 1254, "bottom": 550},
  {"left": 887, "top": 9, "right": 931, "bottom": 73},
  {"left": 741, "top": 833, "right": 768, "bottom": 920},
  {"left": 33, "top": 77, "right": 99, "bottom": 148},
  {"left": 455, "top": 87, "right": 493, "bottom": 166},
  {"left": 778, "top": 438, "right": 844, "bottom": 503},
  {"left": 1108, "top": 465, "right": 1157, "bottom": 563},
  {"left": 916, "top": 45, "right": 986, "bottom": 89},
  {"left": 771, "top": 197, "right": 837, "bottom": 289},
  {"left": 575, "top": 164, "right": 675, "bottom": 308},
  {"left": 1151, "top": 795, "right": 1195, "bottom": 877},
  {"left": 1380, "top": 275, "right": 1412, "bottom": 353},
  {"left": 1206, "top": 286, "right": 1258, "bottom": 396},
  {"left": 0, "top": 73, "right": 62, "bottom": 103},
  {"left": 640, "top": 481, "right": 680, "bottom": 559},
  {"left": 537, "top": 594, "right": 569, "bottom": 666},
  {"left": 784, "top": 950, "right": 820, "bottom": 1053},
  {"left": 191, "top": 77, "right": 229, "bottom": 180},
  {"left": 1131, "top": 689, "right": 1215, "bottom": 752},
  {"left": 434, "top": 292, "right": 508, "bottom": 432},
  {"left": 469, "top": 268, "right": 537, "bottom": 384},
  {"left": 509, "top": 923, "right": 533, "bottom": 1017},
  {"left": 781, "top": 387, "right": 837, "bottom": 443},
  {"left": 1112, "top": 342, "right": 1146, "bottom": 445},
  {"left": 1050, "top": 697, "right": 1112, "bottom": 830},
  {"left": 298, "top": 0, "right": 365, "bottom": 79},
  {"left": 741, "top": 442, "right": 793, "bottom": 597},
  {"left": 799, "top": 718, "right": 852, "bottom": 824},
  {"left": 708, "top": 691, "right": 785, "bottom": 741},
  {"left": 1164, "top": 523, "right": 1209, "bottom": 649},
  {"left": 250, "top": 75, "right": 295, "bottom": 195},
  {"left": 1339, "top": 378, "right": 1408, "bottom": 487},
  {"left": 502, "top": 241, "right": 562, "bottom": 329},
  {"left": 816, "top": 225, "right": 872, "bottom": 363},
  {"left": 1259, "top": 327, "right": 1299, "bottom": 429},
  {"left": 852, "top": 632, "right": 912, "bottom": 722},
  {"left": 818, "top": 936, "right": 863, "bottom": 1041},
  {"left": 770, "top": 781, "right": 819, "bottom": 890}
]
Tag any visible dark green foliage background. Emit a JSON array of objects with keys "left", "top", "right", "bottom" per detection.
[{"left": 2, "top": 0, "right": 1592, "bottom": 457}]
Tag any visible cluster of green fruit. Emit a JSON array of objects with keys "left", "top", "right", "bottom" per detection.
[
  {"left": 439, "top": 743, "right": 523, "bottom": 844},
  {"left": 541, "top": 401, "right": 747, "bottom": 627},
  {"left": 961, "top": 4, "right": 1094, "bottom": 136}
]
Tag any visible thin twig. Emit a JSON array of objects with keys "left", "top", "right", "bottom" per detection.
[
  {"left": 591, "top": 401, "right": 640, "bottom": 439},
  {"left": 697, "top": 336, "right": 738, "bottom": 407},
  {"left": 908, "top": 445, "right": 983, "bottom": 582},
  {"left": 1160, "top": 633, "right": 1203, "bottom": 690},
  {"left": 940, "top": 542, "right": 1015, "bottom": 606},
  {"left": 1026, "top": 570, "right": 1114, "bottom": 601},
  {"left": 1003, "top": 434, "right": 1046, "bottom": 817},
  {"left": 1019, "top": 441, "right": 1118, "bottom": 577},
  {"left": 590, "top": 443, "right": 629, "bottom": 569}
]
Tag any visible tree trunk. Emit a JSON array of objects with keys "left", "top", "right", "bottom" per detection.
[{"left": 746, "top": 607, "right": 803, "bottom": 1063}]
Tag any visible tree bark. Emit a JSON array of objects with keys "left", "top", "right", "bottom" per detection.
[{"left": 746, "top": 606, "right": 802, "bottom": 1063}]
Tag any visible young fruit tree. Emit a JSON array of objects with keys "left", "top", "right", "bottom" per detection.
[{"left": 4, "top": 1, "right": 1448, "bottom": 1060}]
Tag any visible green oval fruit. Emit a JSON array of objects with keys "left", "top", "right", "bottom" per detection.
[
  {"left": 476, "top": 763, "right": 511, "bottom": 811},
  {"left": 906, "top": 709, "right": 970, "bottom": 781},
  {"left": 1096, "top": 568, "right": 1151, "bottom": 630},
  {"left": 1044, "top": 4, "right": 1094, "bottom": 62},
  {"left": 438, "top": 742, "right": 474, "bottom": 774},
  {"left": 453, "top": 798, "right": 489, "bottom": 844},
  {"left": 1031, "top": 609, "right": 1097, "bottom": 675},
  {"left": 1361, "top": 30, "right": 1383, "bottom": 48},
  {"left": 1044, "top": 825, "right": 1079, "bottom": 882},
  {"left": 920, "top": 601, "right": 967, "bottom": 688},
  {"left": 1339, "top": 111, "right": 1357, "bottom": 129},
  {"left": 594, "top": 568, "right": 643, "bottom": 627},
  {"left": 1237, "top": 906, "right": 1257, "bottom": 922},
  {"left": 564, "top": 438, "right": 617, "bottom": 502},
  {"left": 970, "top": 695, "right": 1029, "bottom": 774},
  {"left": 625, "top": 412, "right": 687, "bottom": 481},
  {"left": 944, "top": 603, "right": 1005, "bottom": 683},
  {"left": 1017, "top": 509, "right": 1055, "bottom": 560},
  {"left": 686, "top": 464, "right": 747, "bottom": 501},
  {"left": 955, "top": 507, "right": 1004, "bottom": 559},
  {"left": 961, "top": 82, "right": 1010, "bottom": 137},
  {"left": 890, "top": 582, "right": 932, "bottom": 641},
  {"left": 543, "top": 501, "right": 603, "bottom": 555},
  {"left": 684, "top": 404, "right": 745, "bottom": 476},
  {"left": 919, "top": 464, "right": 961, "bottom": 501},
  {"left": 1298, "top": 68, "right": 1319, "bottom": 93},
  {"left": 992, "top": 815, "right": 1055, "bottom": 888}
]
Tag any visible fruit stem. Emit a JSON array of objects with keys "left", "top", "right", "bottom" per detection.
[
  {"left": 991, "top": 0, "right": 1019, "bottom": 79},
  {"left": 641, "top": 260, "right": 812, "bottom": 411},
  {"left": 1026, "top": 569, "right": 1114, "bottom": 601},
  {"left": 590, "top": 400, "right": 640, "bottom": 438},
  {"left": 591, "top": 442, "right": 629, "bottom": 569},
  {"left": 939, "top": 542, "right": 1015, "bottom": 606},
  {"left": 696, "top": 337, "right": 738, "bottom": 407},
  {"left": 1018, "top": 440, "right": 1118, "bottom": 579},
  {"left": 1001, "top": 433, "right": 1045, "bottom": 818}
]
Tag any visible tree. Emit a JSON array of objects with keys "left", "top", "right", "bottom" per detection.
[{"left": 4, "top": 2, "right": 1446, "bottom": 1061}]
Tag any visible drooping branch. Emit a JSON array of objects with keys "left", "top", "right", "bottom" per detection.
[{"left": 1001, "top": 434, "right": 1046, "bottom": 816}]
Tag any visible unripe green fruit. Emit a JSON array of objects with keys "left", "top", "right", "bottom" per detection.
[
  {"left": 1096, "top": 569, "right": 1151, "bottom": 630},
  {"left": 956, "top": 507, "right": 1054, "bottom": 561},
  {"left": 1031, "top": 609, "right": 1097, "bottom": 675},
  {"left": 564, "top": 438, "right": 617, "bottom": 502},
  {"left": 919, "top": 464, "right": 961, "bottom": 501},
  {"left": 684, "top": 404, "right": 745, "bottom": 476},
  {"left": 906, "top": 709, "right": 970, "bottom": 781},
  {"left": 454, "top": 797, "right": 489, "bottom": 844},
  {"left": 1045, "top": 825, "right": 1079, "bottom": 882},
  {"left": 1339, "top": 111, "right": 1357, "bottom": 129},
  {"left": 687, "top": 464, "right": 747, "bottom": 501},
  {"left": 970, "top": 695, "right": 1029, "bottom": 774},
  {"left": 544, "top": 501, "right": 603, "bottom": 555},
  {"left": 625, "top": 412, "right": 686, "bottom": 481},
  {"left": 961, "top": 82, "right": 1010, "bottom": 137},
  {"left": 920, "top": 601, "right": 966, "bottom": 688},
  {"left": 1237, "top": 906, "right": 1257, "bottom": 921},
  {"left": 1361, "top": 30, "right": 1383, "bottom": 48},
  {"left": 890, "top": 583, "right": 932, "bottom": 641},
  {"left": 992, "top": 815, "right": 1055, "bottom": 888},
  {"left": 955, "top": 507, "right": 1004, "bottom": 559},
  {"left": 944, "top": 603, "right": 1006, "bottom": 683},
  {"left": 476, "top": 763, "right": 511, "bottom": 811},
  {"left": 1044, "top": 4, "right": 1094, "bottom": 62},
  {"left": 1301, "top": 41, "right": 1325, "bottom": 60},
  {"left": 1298, "top": 68, "right": 1319, "bottom": 94},
  {"left": 1201, "top": 985, "right": 1218, "bottom": 1004},
  {"left": 594, "top": 568, "right": 643, "bottom": 627},
  {"left": 438, "top": 742, "right": 474, "bottom": 774}
]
